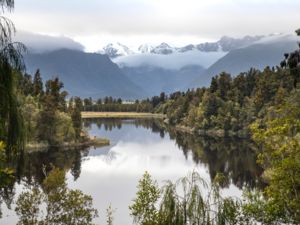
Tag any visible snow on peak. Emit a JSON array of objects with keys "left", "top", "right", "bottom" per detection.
[
  {"left": 100, "top": 42, "right": 135, "bottom": 58},
  {"left": 151, "top": 42, "right": 175, "bottom": 55},
  {"left": 138, "top": 44, "right": 154, "bottom": 54},
  {"left": 99, "top": 35, "right": 269, "bottom": 58}
]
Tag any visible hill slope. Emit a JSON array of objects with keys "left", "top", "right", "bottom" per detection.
[
  {"left": 121, "top": 65, "right": 205, "bottom": 96},
  {"left": 192, "top": 35, "right": 300, "bottom": 87},
  {"left": 24, "top": 49, "right": 146, "bottom": 99}
]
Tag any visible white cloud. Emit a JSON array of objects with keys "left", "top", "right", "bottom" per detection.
[
  {"left": 113, "top": 50, "right": 226, "bottom": 70},
  {"left": 14, "top": 31, "right": 84, "bottom": 53},
  {"left": 4, "top": 0, "right": 300, "bottom": 50}
]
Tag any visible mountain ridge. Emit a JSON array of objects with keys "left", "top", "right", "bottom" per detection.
[
  {"left": 24, "top": 49, "right": 146, "bottom": 99},
  {"left": 98, "top": 35, "right": 265, "bottom": 58}
]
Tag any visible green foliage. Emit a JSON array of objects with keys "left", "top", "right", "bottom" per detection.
[
  {"left": 129, "top": 171, "right": 160, "bottom": 225},
  {"left": 159, "top": 172, "right": 209, "bottom": 225},
  {"left": 15, "top": 74, "right": 78, "bottom": 146},
  {"left": 33, "top": 69, "right": 44, "bottom": 97},
  {"left": 0, "top": 0, "right": 26, "bottom": 153},
  {"left": 0, "top": 141, "right": 14, "bottom": 188},
  {"left": 80, "top": 96, "right": 155, "bottom": 113},
  {"left": 242, "top": 189, "right": 284, "bottom": 224},
  {"left": 156, "top": 48, "right": 298, "bottom": 138},
  {"left": 0, "top": 141, "right": 15, "bottom": 218},
  {"left": 15, "top": 187, "right": 43, "bottom": 225},
  {"left": 20, "top": 96, "right": 39, "bottom": 142},
  {"left": 132, "top": 171, "right": 245, "bottom": 225},
  {"left": 15, "top": 167, "right": 98, "bottom": 225},
  {"left": 249, "top": 90, "right": 300, "bottom": 224}
]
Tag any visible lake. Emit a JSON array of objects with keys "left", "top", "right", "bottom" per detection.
[{"left": 0, "top": 118, "right": 262, "bottom": 225}]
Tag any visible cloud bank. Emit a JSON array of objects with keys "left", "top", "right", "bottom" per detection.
[
  {"left": 14, "top": 31, "right": 84, "bottom": 53},
  {"left": 6, "top": 0, "right": 300, "bottom": 50},
  {"left": 113, "top": 50, "right": 226, "bottom": 70}
]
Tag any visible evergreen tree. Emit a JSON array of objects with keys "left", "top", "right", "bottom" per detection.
[
  {"left": 129, "top": 171, "right": 160, "bottom": 225},
  {"left": 33, "top": 69, "right": 44, "bottom": 97},
  {"left": 19, "top": 73, "right": 34, "bottom": 96}
]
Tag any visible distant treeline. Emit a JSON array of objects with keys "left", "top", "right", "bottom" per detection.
[{"left": 76, "top": 93, "right": 168, "bottom": 112}]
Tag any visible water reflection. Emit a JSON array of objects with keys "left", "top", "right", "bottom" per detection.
[
  {"left": 84, "top": 118, "right": 262, "bottom": 189},
  {"left": 166, "top": 129, "right": 263, "bottom": 189},
  {"left": 1, "top": 118, "right": 262, "bottom": 225}
]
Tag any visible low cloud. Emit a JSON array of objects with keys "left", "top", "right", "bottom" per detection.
[
  {"left": 113, "top": 50, "right": 226, "bottom": 70},
  {"left": 14, "top": 31, "right": 84, "bottom": 53}
]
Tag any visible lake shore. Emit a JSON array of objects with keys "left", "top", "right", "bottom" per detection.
[
  {"left": 82, "top": 111, "right": 166, "bottom": 119},
  {"left": 25, "top": 137, "right": 110, "bottom": 152}
]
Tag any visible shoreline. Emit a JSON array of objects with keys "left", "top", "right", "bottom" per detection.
[
  {"left": 25, "top": 137, "right": 110, "bottom": 153},
  {"left": 173, "top": 125, "right": 250, "bottom": 138},
  {"left": 81, "top": 111, "right": 166, "bottom": 119}
]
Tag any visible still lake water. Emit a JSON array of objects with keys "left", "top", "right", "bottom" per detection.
[{"left": 1, "top": 118, "right": 261, "bottom": 225}]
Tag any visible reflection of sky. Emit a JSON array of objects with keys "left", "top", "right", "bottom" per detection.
[
  {"left": 68, "top": 120, "right": 241, "bottom": 225},
  {"left": 0, "top": 120, "right": 242, "bottom": 225}
]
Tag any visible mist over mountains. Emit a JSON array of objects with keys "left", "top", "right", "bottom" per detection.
[
  {"left": 15, "top": 31, "right": 84, "bottom": 53},
  {"left": 20, "top": 32, "right": 300, "bottom": 99}
]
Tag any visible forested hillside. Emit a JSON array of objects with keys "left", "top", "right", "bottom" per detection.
[{"left": 155, "top": 39, "right": 300, "bottom": 138}]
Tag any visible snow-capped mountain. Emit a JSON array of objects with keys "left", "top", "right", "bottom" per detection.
[
  {"left": 99, "top": 43, "right": 135, "bottom": 58},
  {"left": 177, "top": 44, "right": 197, "bottom": 53},
  {"left": 182, "top": 35, "right": 264, "bottom": 53},
  {"left": 150, "top": 42, "right": 175, "bottom": 55},
  {"left": 99, "top": 35, "right": 265, "bottom": 59},
  {"left": 138, "top": 44, "right": 154, "bottom": 54}
]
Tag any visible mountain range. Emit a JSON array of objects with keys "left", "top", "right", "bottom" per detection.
[
  {"left": 193, "top": 34, "right": 300, "bottom": 87},
  {"left": 99, "top": 35, "right": 264, "bottom": 58},
  {"left": 21, "top": 32, "right": 300, "bottom": 99}
]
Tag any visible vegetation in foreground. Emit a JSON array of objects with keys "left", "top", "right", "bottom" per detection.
[
  {"left": 15, "top": 168, "right": 299, "bottom": 225},
  {"left": 16, "top": 167, "right": 98, "bottom": 225}
]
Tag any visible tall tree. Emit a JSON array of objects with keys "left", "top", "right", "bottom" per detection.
[
  {"left": 0, "top": 0, "right": 26, "bottom": 153},
  {"left": 129, "top": 171, "right": 160, "bottom": 225},
  {"left": 33, "top": 69, "right": 44, "bottom": 97}
]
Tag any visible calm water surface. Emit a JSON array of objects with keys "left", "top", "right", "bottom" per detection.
[{"left": 1, "top": 118, "right": 262, "bottom": 225}]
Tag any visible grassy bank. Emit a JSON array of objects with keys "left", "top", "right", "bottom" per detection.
[{"left": 82, "top": 111, "right": 166, "bottom": 119}]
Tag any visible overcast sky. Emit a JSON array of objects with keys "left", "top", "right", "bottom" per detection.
[{"left": 5, "top": 0, "right": 300, "bottom": 51}]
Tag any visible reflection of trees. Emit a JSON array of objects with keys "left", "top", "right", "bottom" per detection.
[
  {"left": 84, "top": 118, "right": 262, "bottom": 189},
  {"left": 0, "top": 147, "right": 88, "bottom": 216},
  {"left": 167, "top": 129, "right": 263, "bottom": 189},
  {"left": 83, "top": 118, "right": 165, "bottom": 137},
  {"left": 18, "top": 147, "right": 88, "bottom": 185},
  {"left": 0, "top": 119, "right": 264, "bottom": 218}
]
